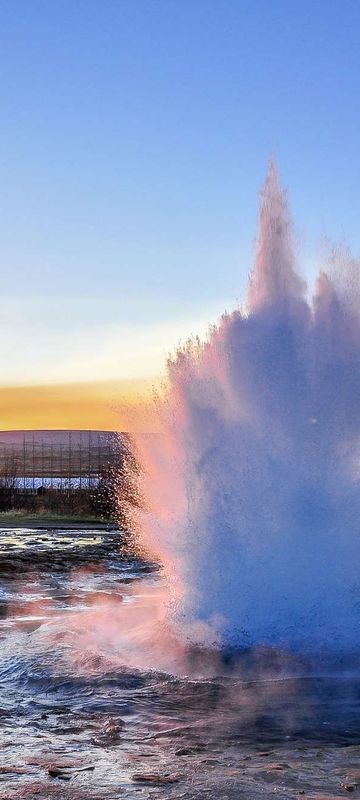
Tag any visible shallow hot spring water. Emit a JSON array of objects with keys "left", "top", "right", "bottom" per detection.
[{"left": 0, "top": 526, "right": 359, "bottom": 800}]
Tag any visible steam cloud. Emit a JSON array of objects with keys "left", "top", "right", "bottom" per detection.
[{"left": 133, "top": 162, "right": 360, "bottom": 657}]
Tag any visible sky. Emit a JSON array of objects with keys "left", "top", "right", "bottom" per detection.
[{"left": 0, "top": 0, "right": 360, "bottom": 427}]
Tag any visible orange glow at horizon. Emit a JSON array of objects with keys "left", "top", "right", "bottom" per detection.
[{"left": 0, "top": 379, "right": 158, "bottom": 432}]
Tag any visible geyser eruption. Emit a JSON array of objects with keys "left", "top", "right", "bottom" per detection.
[{"left": 133, "top": 163, "right": 360, "bottom": 657}]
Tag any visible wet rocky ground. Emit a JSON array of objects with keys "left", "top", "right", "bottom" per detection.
[{"left": 0, "top": 528, "right": 359, "bottom": 800}]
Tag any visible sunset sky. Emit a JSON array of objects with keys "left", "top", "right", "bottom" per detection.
[
  {"left": 0, "top": 380, "right": 156, "bottom": 432},
  {"left": 0, "top": 1, "right": 360, "bottom": 429}
]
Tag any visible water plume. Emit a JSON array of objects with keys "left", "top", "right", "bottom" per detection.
[{"left": 132, "top": 162, "right": 360, "bottom": 658}]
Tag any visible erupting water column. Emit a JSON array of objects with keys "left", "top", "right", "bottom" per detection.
[{"left": 134, "top": 163, "right": 360, "bottom": 657}]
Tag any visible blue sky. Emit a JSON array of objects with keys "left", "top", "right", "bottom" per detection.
[{"left": 0, "top": 0, "right": 360, "bottom": 384}]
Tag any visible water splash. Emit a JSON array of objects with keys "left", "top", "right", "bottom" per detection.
[{"left": 133, "top": 163, "right": 360, "bottom": 657}]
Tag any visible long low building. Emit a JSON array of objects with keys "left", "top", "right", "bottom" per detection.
[{"left": 0, "top": 430, "right": 125, "bottom": 489}]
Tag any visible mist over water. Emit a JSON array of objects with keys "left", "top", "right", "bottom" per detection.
[{"left": 134, "top": 163, "right": 360, "bottom": 657}]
